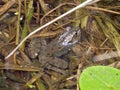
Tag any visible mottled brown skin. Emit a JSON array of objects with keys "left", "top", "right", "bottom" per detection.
[{"left": 28, "top": 27, "right": 81, "bottom": 73}]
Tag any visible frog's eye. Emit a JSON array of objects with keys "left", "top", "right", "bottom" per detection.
[
  {"left": 74, "top": 32, "right": 78, "bottom": 35},
  {"left": 74, "top": 31, "right": 80, "bottom": 37}
]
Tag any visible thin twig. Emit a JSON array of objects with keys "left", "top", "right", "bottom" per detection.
[
  {"left": 0, "top": 0, "right": 15, "bottom": 16},
  {"left": 87, "top": 6, "right": 120, "bottom": 15}
]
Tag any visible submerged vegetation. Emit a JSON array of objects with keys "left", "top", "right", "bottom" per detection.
[{"left": 0, "top": 0, "right": 120, "bottom": 90}]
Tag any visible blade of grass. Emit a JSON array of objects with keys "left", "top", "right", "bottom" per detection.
[
  {"left": 39, "top": 0, "right": 48, "bottom": 13},
  {"left": 16, "top": 0, "right": 21, "bottom": 45},
  {"left": 20, "top": 72, "right": 44, "bottom": 90},
  {"left": 20, "top": 0, "right": 34, "bottom": 50},
  {"left": 95, "top": 15, "right": 120, "bottom": 58}
]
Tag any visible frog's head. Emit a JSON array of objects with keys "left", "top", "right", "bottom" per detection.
[{"left": 58, "top": 27, "right": 81, "bottom": 46}]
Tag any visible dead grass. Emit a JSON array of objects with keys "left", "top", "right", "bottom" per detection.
[{"left": 0, "top": 0, "right": 120, "bottom": 90}]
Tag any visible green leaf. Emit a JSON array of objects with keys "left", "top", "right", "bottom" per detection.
[
  {"left": 79, "top": 66, "right": 120, "bottom": 90},
  {"left": 28, "top": 84, "right": 35, "bottom": 89}
]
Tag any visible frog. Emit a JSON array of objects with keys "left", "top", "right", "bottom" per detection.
[{"left": 28, "top": 27, "right": 81, "bottom": 74}]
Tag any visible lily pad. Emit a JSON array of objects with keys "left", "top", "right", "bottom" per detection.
[{"left": 79, "top": 66, "right": 120, "bottom": 90}]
